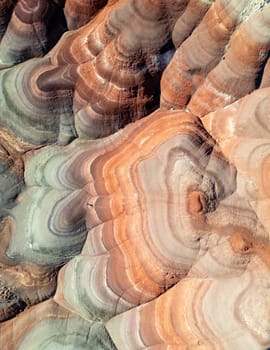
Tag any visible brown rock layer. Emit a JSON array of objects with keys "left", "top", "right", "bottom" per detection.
[
  {"left": 161, "top": 1, "right": 270, "bottom": 116},
  {"left": 0, "top": 0, "right": 17, "bottom": 40},
  {"left": 53, "top": 110, "right": 236, "bottom": 321},
  {"left": 0, "top": 0, "right": 67, "bottom": 68},
  {"left": 64, "top": 0, "right": 108, "bottom": 29},
  {"left": 1, "top": 1, "right": 270, "bottom": 349},
  {"left": 107, "top": 230, "right": 270, "bottom": 349}
]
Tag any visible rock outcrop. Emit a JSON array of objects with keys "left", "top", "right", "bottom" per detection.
[{"left": 1, "top": 1, "right": 270, "bottom": 349}]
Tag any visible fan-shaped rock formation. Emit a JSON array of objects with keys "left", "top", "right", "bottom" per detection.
[
  {"left": 106, "top": 230, "right": 270, "bottom": 350},
  {"left": 0, "top": 0, "right": 189, "bottom": 145},
  {"left": 53, "top": 109, "right": 236, "bottom": 321},
  {"left": 1, "top": 1, "right": 270, "bottom": 350}
]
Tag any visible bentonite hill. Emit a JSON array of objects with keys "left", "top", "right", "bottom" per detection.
[{"left": 0, "top": 1, "right": 270, "bottom": 349}]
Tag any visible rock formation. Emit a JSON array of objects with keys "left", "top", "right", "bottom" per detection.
[
  {"left": 1, "top": 0, "right": 270, "bottom": 349},
  {"left": 0, "top": 299, "right": 116, "bottom": 349},
  {"left": 161, "top": 0, "right": 270, "bottom": 113},
  {"left": 107, "top": 230, "right": 270, "bottom": 350},
  {"left": 0, "top": 0, "right": 185, "bottom": 145},
  {"left": 64, "top": 0, "right": 107, "bottom": 29},
  {"left": 0, "top": 0, "right": 66, "bottom": 68},
  {"left": 53, "top": 110, "right": 236, "bottom": 321}
]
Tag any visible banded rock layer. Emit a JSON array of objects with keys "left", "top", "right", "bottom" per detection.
[
  {"left": 0, "top": 0, "right": 67, "bottom": 69},
  {"left": 161, "top": 0, "right": 270, "bottom": 114},
  {"left": 53, "top": 110, "right": 237, "bottom": 321},
  {"left": 107, "top": 231, "right": 270, "bottom": 350},
  {"left": 0, "top": 299, "right": 116, "bottom": 350},
  {"left": 202, "top": 87, "right": 270, "bottom": 234},
  {"left": 64, "top": 0, "right": 108, "bottom": 29},
  {"left": 0, "top": 0, "right": 190, "bottom": 145},
  {"left": 1, "top": 1, "right": 270, "bottom": 350}
]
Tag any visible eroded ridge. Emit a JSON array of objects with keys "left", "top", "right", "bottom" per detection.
[{"left": 1, "top": 1, "right": 270, "bottom": 349}]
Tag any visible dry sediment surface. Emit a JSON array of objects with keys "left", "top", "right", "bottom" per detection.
[{"left": 1, "top": 1, "right": 270, "bottom": 349}]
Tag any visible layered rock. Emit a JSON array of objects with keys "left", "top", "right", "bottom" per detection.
[
  {"left": 0, "top": 0, "right": 188, "bottom": 145},
  {"left": 0, "top": 0, "right": 17, "bottom": 40},
  {"left": 0, "top": 299, "right": 116, "bottom": 349},
  {"left": 52, "top": 109, "right": 236, "bottom": 321},
  {"left": 0, "top": 127, "right": 24, "bottom": 215},
  {"left": 0, "top": 0, "right": 67, "bottom": 69},
  {"left": 1, "top": 1, "right": 270, "bottom": 350},
  {"left": 107, "top": 230, "right": 270, "bottom": 350},
  {"left": 202, "top": 87, "right": 270, "bottom": 234},
  {"left": 49, "top": 0, "right": 185, "bottom": 138},
  {"left": 0, "top": 58, "right": 75, "bottom": 145},
  {"left": 0, "top": 255, "right": 57, "bottom": 322},
  {"left": 64, "top": 0, "right": 107, "bottom": 29},
  {"left": 161, "top": 0, "right": 270, "bottom": 115}
]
